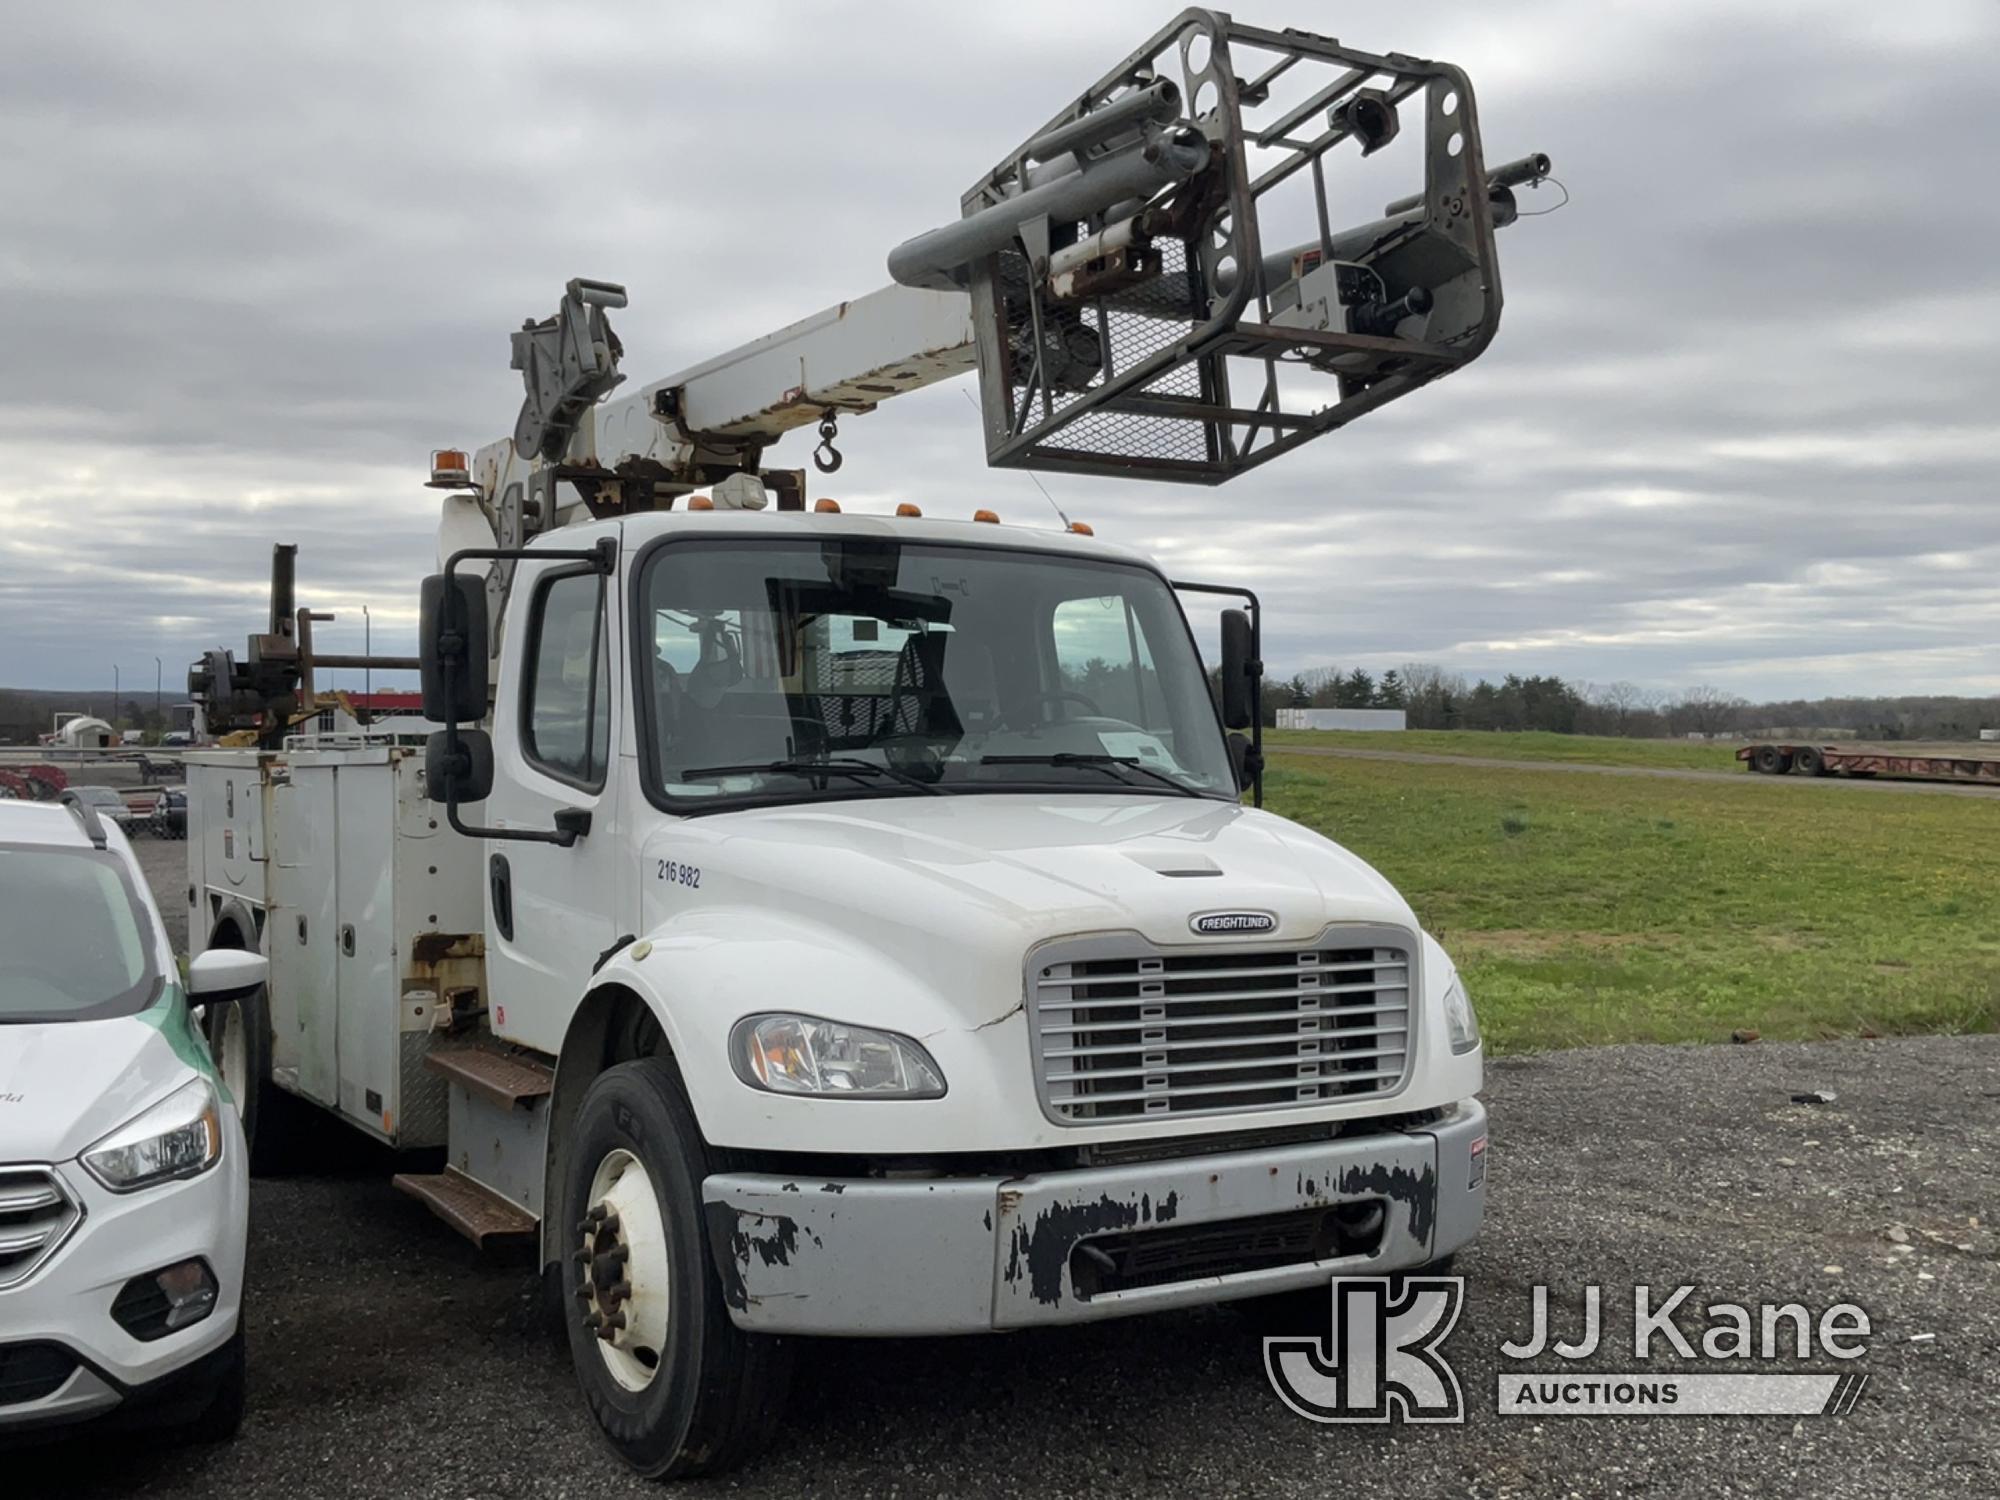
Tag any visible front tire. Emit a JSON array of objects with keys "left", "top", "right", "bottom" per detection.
[{"left": 560, "top": 1058, "right": 791, "bottom": 1479}]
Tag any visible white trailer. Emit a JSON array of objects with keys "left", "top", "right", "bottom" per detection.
[{"left": 185, "top": 11, "right": 1546, "bottom": 1477}]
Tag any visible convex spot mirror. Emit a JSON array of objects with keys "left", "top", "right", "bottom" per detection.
[{"left": 425, "top": 727, "right": 494, "bottom": 805}]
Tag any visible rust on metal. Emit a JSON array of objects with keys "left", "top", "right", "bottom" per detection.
[
  {"left": 423, "top": 1041, "right": 553, "bottom": 1110},
  {"left": 392, "top": 1167, "right": 536, "bottom": 1248}
]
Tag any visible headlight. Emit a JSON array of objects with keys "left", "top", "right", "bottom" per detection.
[
  {"left": 82, "top": 1076, "right": 224, "bottom": 1192},
  {"left": 730, "top": 1014, "right": 946, "bottom": 1099},
  {"left": 1441, "top": 974, "right": 1481, "bottom": 1055}
]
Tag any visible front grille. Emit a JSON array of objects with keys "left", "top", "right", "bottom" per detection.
[
  {"left": 0, "top": 1343, "right": 78, "bottom": 1407},
  {"left": 1029, "top": 927, "right": 1416, "bottom": 1123},
  {"left": 0, "top": 1167, "right": 81, "bottom": 1289}
]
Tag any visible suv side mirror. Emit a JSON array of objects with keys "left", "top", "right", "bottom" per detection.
[
  {"left": 187, "top": 948, "right": 267, "bottom": 1006},
  {"left": 1219, "top": 608, "right": 1259, "bottom": 731},
  {"left": 426, "top": 727, "right": 494, "bottom": 805},
  {"left": 419, "top": 572, "right": 489, "bottom": 724}
]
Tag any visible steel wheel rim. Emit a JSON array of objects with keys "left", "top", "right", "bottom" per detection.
[{"left": 581, "top": 1147, "right": 672, "bottom": 1392}]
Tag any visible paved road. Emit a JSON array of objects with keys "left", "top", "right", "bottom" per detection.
[
  {"left": 1270, "top": 744, "right": 2000, "bottom": 798},
  {"left": 27, "top": 853, "right": 1992, "bottom": 1498}
]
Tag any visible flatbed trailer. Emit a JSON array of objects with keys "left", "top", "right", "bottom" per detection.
[{"left": 1738, "top": 740, "right": 2000, "bottom": 784}]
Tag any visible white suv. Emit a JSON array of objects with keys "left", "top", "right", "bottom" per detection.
[{"left": 0, "top": 794, "right": 261, "bottom": 1441}]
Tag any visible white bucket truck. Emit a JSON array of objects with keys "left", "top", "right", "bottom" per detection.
[{"left": 184, "top": 11, "right": 1545, "bottom": 1476}]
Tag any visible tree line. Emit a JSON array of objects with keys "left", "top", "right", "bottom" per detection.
[{"left": 1268, "top": 665, "right": 2000, "bottom": 741}]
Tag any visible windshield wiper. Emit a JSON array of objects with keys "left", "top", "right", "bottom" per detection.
[
  {"left": 681, "top": 757, "right": 941, "bottom": 795},
  {"left": 978, "top": 752, "right": 1205, "bottom": 797}
]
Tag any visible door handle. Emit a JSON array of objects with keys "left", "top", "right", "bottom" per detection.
[
  {"left": 490, "top": 854, "right": 514, "bottom": 941},
  {"left": 340, "top": 923, "right": 356, "bottom": 957}
]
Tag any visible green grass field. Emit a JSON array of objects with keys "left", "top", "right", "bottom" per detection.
[
  {"left": 1264, "top": 727, "right": 1744, "bottom": 771},
  {"left": 1263, "top": 751, "right": 2000, "bottom": 1053}
]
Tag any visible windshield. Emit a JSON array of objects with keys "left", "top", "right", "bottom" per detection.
[
  {"left": 0, "top": 844, "right": 161, "bottom": 1022},
  {"left": 637, "top": 538, "right": 1235, "bottom": 809}
]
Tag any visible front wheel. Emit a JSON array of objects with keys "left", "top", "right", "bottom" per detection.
[{"left": 560, "top": 1058, "right": 791, "bottom": 1479}]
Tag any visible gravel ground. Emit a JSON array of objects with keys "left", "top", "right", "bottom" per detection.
[{"left": 28, "top": 848, "right": 1993, "bottom": 1498}]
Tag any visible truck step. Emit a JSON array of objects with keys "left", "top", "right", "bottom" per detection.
[
  {"left": 424, "top": 1042, "right": 554, "bottom": 1110},
  {"left": 391, "top": 1168, "right": 537, "bottom": 1249}
]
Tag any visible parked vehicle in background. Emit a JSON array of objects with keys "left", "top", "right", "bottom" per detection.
[
  {"left": 1739, "top": 740, "right": 2000, "bottom": 785},
  {"left": 0, "top": 794, "right": 264, "bottom": 1441},
  {"left": 65, "top": 785, "right": 133, "bottom": 827},
  {"left": 150, "top": 789, "right": 188, "bottom": 840}
]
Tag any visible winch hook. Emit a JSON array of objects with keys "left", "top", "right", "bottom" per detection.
[{"left": 812, "top": 412, "right": 844, "bottom": 474}]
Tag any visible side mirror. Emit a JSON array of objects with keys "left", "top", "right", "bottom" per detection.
[
  {"left": 187, "top": 948, "right": 267, "bottom": 1006},
  {"left": 1226, "top": 731, "right": 1261, "bottom": 793},
  {"left": 426, "top": 727, "right": 494, "bottom": 805},
  {"left": 1219, "top": 608, "right": 1259, "bottom": 730},
  {"left": 419, "top": 572, "right": 489, "bottom": 724}
]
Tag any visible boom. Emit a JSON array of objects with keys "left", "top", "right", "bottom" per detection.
[{"left": 447, "top": 8, "right": 1550, "bottom": 547}]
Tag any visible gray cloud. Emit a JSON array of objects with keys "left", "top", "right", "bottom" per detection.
[{"left": 2, "top": 0, "right": 1996, "bottom": 701}]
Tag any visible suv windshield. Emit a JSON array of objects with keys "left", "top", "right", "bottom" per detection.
[
  {"left": 637, "top": 538, "right": 1235, "bottom": 809},
  {"left": 0, "top": 845, "right": 160, "bottom": 1022}
]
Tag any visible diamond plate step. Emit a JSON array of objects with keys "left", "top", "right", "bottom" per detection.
[
  {"left": 391, "top": 1168, "right": 536, "bottom": 1249},
  {"left": 423, "top": 1042, "right": 553, "bottom": 1111}
]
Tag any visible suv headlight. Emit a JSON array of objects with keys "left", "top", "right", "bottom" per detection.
[
  {"left": 82, "top": 1076, "right": 225, "bottom": 1192},
  {"left": 730, "top": 1014, "right": 946, "bottom": 1099},
  {"left": 1441, "top": 974, "right": 1481, "bottom": 1055}
]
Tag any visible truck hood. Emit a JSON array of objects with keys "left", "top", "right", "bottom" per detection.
[
  {"left": 0, "top": 1014, "right": 199, "bottom": 1164},
  {"left": 646, "top": 793, "right": 1418, "bottom": 1007}
]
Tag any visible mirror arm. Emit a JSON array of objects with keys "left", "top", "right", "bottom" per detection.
[{"left": 437, "top": 537, "right": 616, "bottom": 845}]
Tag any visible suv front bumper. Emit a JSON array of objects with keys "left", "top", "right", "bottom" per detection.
[
  {"left": 0, "top": 1150, "right": 246, "bottom": 1435},
  {"left": 702, "top": 1099, "right": 1486, "bottom": 1335}
]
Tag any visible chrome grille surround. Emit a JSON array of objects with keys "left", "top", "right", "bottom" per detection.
[
  {"left": 0, "top": 1166, "right": 82, "bottom": 1290},
  {"left": 1027, "top": 925, "right": 1418, "bottom": 1126}
]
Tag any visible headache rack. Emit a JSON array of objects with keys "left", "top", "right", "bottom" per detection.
[{"left": 1028, "top": 925, "right": 1417, "bottom": 1124}]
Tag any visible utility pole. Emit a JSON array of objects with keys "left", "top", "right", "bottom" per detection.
[
  {"left": 154, "top": 656, "right": 162, "bottom": 729},
  {"left": 363, "top": 605, "right": 372, "bottom": 718},
  {"left": 113, "top": 663, "right": 120, "bottom": 728}
]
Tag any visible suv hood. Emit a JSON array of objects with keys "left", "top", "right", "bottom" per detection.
[{"left": 0, "top": 1013, "right": 197, "bottom": 1163}]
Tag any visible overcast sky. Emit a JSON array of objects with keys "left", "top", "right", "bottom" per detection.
[{"left": 4, "top": 0, "right": 1996, "bottom": 703}]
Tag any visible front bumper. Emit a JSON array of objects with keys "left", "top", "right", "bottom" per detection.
[
  {"left": 702, "top": 1099, "right": 1486, "bottom": 1335},
  {"left": 0, "top": 1149, "right": 248, "bottom": 1433}
]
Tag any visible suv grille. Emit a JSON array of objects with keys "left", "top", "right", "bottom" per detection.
[
  {"left": 0, "top": 1167, "right": 81, "bottom": 1289},
  {"left": 1029, "top": 928, "right": 1415, "bottom": 1123}
]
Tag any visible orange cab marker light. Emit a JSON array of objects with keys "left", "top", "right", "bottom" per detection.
[
  {"left": 688, "top": 495, "right": 715, "bottom": 511},
  {"left": 896, "top": 503, "right": 923, "bottom": 517},
  {"left": 972, "top": 508, "right": 1000, "bottom": 524},
  {"left": 815, "top": 498, "right": 842, "bottom": 513},
  {"left": 1067, "top": 520, "right": 1094, "bottom": 536}
]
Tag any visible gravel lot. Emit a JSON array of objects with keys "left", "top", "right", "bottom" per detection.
[{"left": 26, "top": 842, "right": 1993, "bottom": 1498}]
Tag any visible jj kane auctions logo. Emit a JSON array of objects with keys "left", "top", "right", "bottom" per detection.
[{"left": 1266, "top": 1280, "right": 1874, "bottom": 1422}]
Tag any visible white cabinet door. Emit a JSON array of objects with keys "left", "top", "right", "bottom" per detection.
[{"left": 269, "top": 767, "right": 339, "bottom": 1106}]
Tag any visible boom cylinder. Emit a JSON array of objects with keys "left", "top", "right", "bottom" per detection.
[{"left": 887, "top": 128, "right": 1209, "bottom": 291}]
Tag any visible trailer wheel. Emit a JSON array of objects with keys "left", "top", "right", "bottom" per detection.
[
  {"left": 1751, "top": 745, "right": 1785, "bottom": 774},
  {"left": 199, "top": 927, "right": 302, "bottom": 1174},
  {"left": 1793, "top": 746, "right": 1825, "bottom": 777},
  {"left": 560, "top": 1058, "right": 792, "bottom": 1479}
]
